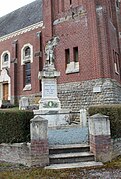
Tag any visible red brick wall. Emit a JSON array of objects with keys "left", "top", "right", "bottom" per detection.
[
  {"left": 90, "top": 135, "right": 112, "bottom": 155},
  {"left": 42, "top": 0, "right": 53, "bottom": 43},
  {"left": 96, "top": 4, "right": 120, "bottom": 82},
  {"left": 31, "top": 139, "right": 48, "bottom": 155},
  {"left": 42, "top": 0, "right": 121, "bottom": 84},
  {"left": 54, "top": 16, "right": 94, "bottom": 83},
  {"left": 0, "top": 27, "right": 42, "bottom": 99},
  {"left": 0, "top": 0, "right": 121, "bottom": 105},
  {"left": 53, "top": 0, "right": 86, "bottom": 19},
  {"left": 51, "top": 0, "right": 103, "bottom": 83}
]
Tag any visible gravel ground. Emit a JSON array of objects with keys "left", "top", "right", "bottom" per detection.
[
  {"left": 82, "top": 168, "right": 121, "bottom": 178},
  {"left": 48, "top": 126, "right": 89, "bottom": 145},
  {"left": 0, "top": 161, "right": 121, "bottom": 178}
]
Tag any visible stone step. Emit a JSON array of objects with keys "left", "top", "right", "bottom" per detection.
[
  {"left": 49, "top": 144, "right": 90, "bottom": 154},
  {"left": 45, "top": 161, "right": 103, "bottom": 170},
  {"left": 49, "top": 152, "right": 94, "bottom": 164}
]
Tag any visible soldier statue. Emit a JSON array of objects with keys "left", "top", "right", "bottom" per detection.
[{"left": 45, "top": 36, "right": 60, "bottom": 65}]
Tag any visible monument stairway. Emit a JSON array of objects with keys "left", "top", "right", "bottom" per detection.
[{"left": 45, "top": 144, "right": 103, "bottom": 169}]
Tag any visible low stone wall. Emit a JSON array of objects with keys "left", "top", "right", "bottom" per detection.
[
  {"left": 0, "top": 143, "right": 31, "bottom": 166},
  {"left": 0, "top": 139, "right": 121, "bottom": 166},
  {"left": 0, "top": 116, "right": 49, "bottom": 167},
  {"left": 0, "top": 115, "right": 121, "bottom": 166}
]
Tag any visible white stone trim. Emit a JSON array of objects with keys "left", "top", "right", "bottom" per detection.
[
  {"left": 1, "top": 50, "right": 10, "bottom": 70},
  {"left": 66, "top": 61, "right": 79, "bottom": 74},
  {"left": 21, "top": 43, "right": 33, "bottom": 65},
  {"left": 93, "top": 86, "right": 102, "bottom": 93},
  {"left": 114, "top": 62, "right": 119, "bottom": 75},
  {"left": 0, "top": 69, "right": 11, "bottom": 104},
  {"left": 0, "top": 21, "right": 43, "bottom": 42},
  {"left": 23, "top": 84, "right": 32, "bottom": 91},
  {"left": 0, "top": 84, "right": 3, "bottom": 106}
]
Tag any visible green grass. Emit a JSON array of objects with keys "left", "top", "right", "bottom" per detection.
[
  {"left": 0, "top": 168, "right": 71, "bottom": 179},
  {"left": 0, "top": 156, "right": 121, "bottom": 179},
  {"left": 0, "top": 162, "right": 12, "bottom": 167},
  {"left": 0, "top": 107, "right": 19, "bottom": 111},
  {"left": 104, "top": 155, "right": 121, "bottom": 168}
]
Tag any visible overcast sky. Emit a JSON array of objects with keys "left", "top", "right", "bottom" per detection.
[{"left": 0, "top": 0, "right": 35, "bottom": 17}]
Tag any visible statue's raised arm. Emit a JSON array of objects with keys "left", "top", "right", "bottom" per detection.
[{"left": 45, "top": 36, "right": 60, "bottom": 65}]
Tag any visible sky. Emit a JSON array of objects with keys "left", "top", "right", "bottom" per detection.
[{"left": 0, "top": 0, "right": 35, "bottom": 17}]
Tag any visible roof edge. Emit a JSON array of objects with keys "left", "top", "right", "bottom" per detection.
[{"left": 0, "top": 21, "right": 43, "bottom": 42}]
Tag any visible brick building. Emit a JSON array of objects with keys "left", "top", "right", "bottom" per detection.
[{"left": 0, "top": 0, "right": 121, "bottom": 110}]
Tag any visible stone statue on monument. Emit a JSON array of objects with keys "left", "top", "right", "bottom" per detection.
[
  {"left": 38, "top": 36, "right": 60, "bottom": 80},
  {"left": 36, "top": 36, "right": 70, "bottom": 128},
  {"left": 45, "top": 36, "right": 60, "bottom": 66}
]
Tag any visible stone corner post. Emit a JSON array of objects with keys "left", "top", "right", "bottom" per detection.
[
  {"left": 80, "top": 109, "right": 88, "bottom": 127},
  {"left": 30, "top": 115, "right": 49, "bottom": 167},
  {"left": 89, "top": 113, "right": 112, "bottom": 162}
]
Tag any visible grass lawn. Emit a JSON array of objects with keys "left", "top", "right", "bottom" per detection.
[
  {"left": 0, "top": 156, "right": 121, "bottom": 179},
  {"left": 0, "top": 107, "right": 19, "bottom": 111}
]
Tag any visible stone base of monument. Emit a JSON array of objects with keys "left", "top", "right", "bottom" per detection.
[
  {"left": 34, "top": 109, "right": 70, "bottom": 128},
  {"left": 36, "top": 52, "right": 70, "bottom": 128},
  {"left": 39, "top": 98, "right": 61, "bottom": 110}
]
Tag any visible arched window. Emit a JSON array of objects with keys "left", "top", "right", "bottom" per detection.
[
  {"left": 21, "top": 44, "right": 33, "bottom": 91},
  {"left": 21, "top": 43, "right": 33, "bottom": 65},
  {"left": 4, "top": 53, "right": 9, "bottom": 62},
  {"left": 1, "top": 51, "right": 10, "bottom": 70},
  {"left": 116, "top": 0, "right": 120, "bottom": 8},
  {"left": 25, "top": 46, "right": 31, "bottom": 57}
]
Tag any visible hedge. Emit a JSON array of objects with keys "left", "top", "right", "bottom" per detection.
[
  {"left": 0, "top": 110, "right": 34, "bottom": 143},
  {"left": 88, "top": 105, "right": 121, "bottom": 139}
]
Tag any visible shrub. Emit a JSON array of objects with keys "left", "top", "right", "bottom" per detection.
[
  {"left": 88, "top": 105, "right": 121, "bottom": 139},
  {"left": 0, "top": 110, "right": 34, "bottom": 143}
]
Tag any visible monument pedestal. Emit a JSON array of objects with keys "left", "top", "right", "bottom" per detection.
[
  {"left": 34, "top": 109, "right": 70, "bottom": 128},
  {"left": 34, "top": 65, "right": 70, "bottom": 128},
  {"left": 38, "top": 65, "right": 61, "bottom": 110}
]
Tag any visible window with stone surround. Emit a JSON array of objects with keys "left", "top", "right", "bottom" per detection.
[
  {"left": 1, "top": 51, "right": 10, "bottom": 70},
  {"left": 25, "top": 46, "right": 31, "bottom": 57},
  {"left": 4, "top": 53, "right": 9, "bottom": 62},
  {"left": 116, "top": 0, "right": 120, "bottom": 8},
  {"left": 21, "top": 44, "right": 33, "bottom": 91},
  {"left": 21, "top": 43, "right": 33, "bottom": 65},
  {"left": 65, "top": 47, "right": 79, "bottom": 74},
  {"left": 25, "top": 62, "right": 31, "bottom": 85},
  {"left": 23, "top": 62, "right": 31, "bottom": 91}
]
